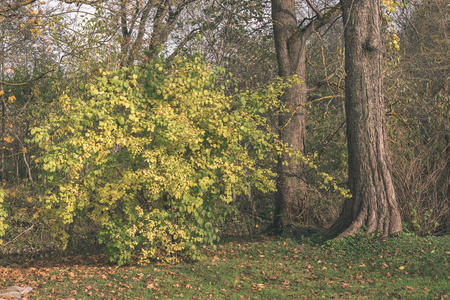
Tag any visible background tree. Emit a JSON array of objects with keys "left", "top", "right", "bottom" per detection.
[
  {"left": 270, "top": 0, "right": 340, "bottom": 232},
  {"left": 0, "top": 0, "right": 61, "bottom": 247},
  {"left": 325, "top": 0, "right": 402, "bottom": 238},
  {"left": 0, "top": 0, "right": 50, "bottom": 184}
]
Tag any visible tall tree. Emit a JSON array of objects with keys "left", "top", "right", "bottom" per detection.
[
  {"left": 271, "top": 0, "right": 340, "bottom": 232},
  {"left": 325, "top": 0, "right": 402, "bottom": 238}
]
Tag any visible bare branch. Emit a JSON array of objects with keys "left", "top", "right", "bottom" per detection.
[
  {"left": 0, "top": 69, "right": 53, "bottom": 86},
  {"left": 305, "top": 0, "right": 323, "bottom": 19},
  {"left": 299, "top": 4, "right": 341, "bottom": 43},
  {"left": 2, "top": 225, "right": 34, "bottom": 247}
]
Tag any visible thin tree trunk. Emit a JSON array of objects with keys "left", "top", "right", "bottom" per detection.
[
  {"left": 325, "top": 0, "right": 402, "bottom": 238},
  {"left": 1, "top": 56, "right": 4, "bottom": 185},
  {"left": 1, "top": 99, "right": 4, "bottom": 185},
  {"left": 445, "top": 134, "right": 449, "bottom": 200},
  {"left": 445, "top": 134, "right": 450, "bottom": 233}
]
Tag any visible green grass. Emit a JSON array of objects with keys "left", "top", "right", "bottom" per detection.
[{"left": 1, "top": 232, "right": 449, "bottom": 299}]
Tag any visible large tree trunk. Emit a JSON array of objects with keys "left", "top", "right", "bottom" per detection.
[
  {"left": 325, "top": 0, "right": 402, "bottom": 238},
  {"left": 271, "top": 0, "right": 308, "bottom": 232},
  {"left": 271, "top": 0, "right": 340, "bottom": 233}
]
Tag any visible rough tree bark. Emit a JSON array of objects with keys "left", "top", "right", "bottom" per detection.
[
  {"left": 271, "top": 0, "right": 308, "bottom": 232},
  {"left": 271, "top": 0, "right": 340, "bottom": 233},
  {"left": 325, "top": 0, "right": 402, "bottom": 238}
]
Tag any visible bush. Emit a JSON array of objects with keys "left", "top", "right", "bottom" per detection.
[
  {"left": 392, "top": 137, "right": 450, "bottom": 236},
  {"left": 29, "top": 56, "right": 288, "bottom": 265}
]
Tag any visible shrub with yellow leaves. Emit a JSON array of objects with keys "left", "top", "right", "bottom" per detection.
[{"left": 30, "top": 55, "right": 290, "bottom": 265}]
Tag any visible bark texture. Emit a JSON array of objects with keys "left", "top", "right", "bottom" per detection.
[
  {"left": 325, "top": 0, "right": 402, "bottom": 238},
  {"left": 271, "top": 0, "right": 340, "bottom": 232},
  {"left": 271, "top": 0, "right": 309, "bottom": 231}
]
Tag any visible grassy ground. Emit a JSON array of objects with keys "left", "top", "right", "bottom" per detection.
[{"left": 0, "top": 232, "right": 449, "bottom": 299}]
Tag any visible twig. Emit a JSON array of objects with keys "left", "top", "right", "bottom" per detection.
[
  {"left": 2, "top": 224, "right": 35, "bottom": 247},
  {"left": 305, "top": 0, "right": 323, "bottom": 19}
]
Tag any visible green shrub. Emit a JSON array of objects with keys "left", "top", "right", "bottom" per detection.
[{"left": 30, "top": 56, "right": 289, "bottom": 265}]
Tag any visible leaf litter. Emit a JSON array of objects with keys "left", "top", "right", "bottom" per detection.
[{"left": 0, "top": 234, "right": 448, "bottom": 299}]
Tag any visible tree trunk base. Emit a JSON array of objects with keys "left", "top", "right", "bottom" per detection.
[{"left": 323, "top": 197, "right": 402, "bottom": 239}]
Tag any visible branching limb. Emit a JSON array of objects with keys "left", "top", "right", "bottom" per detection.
[
  {"left": 293, "top": 4, "right": 341, "bottom": 43},
  {"left": 305, "top": 0, "right": 323, "bottom": 19},
  {"left": 2, "top": 224, "right": 35, "bottom": 247}
]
